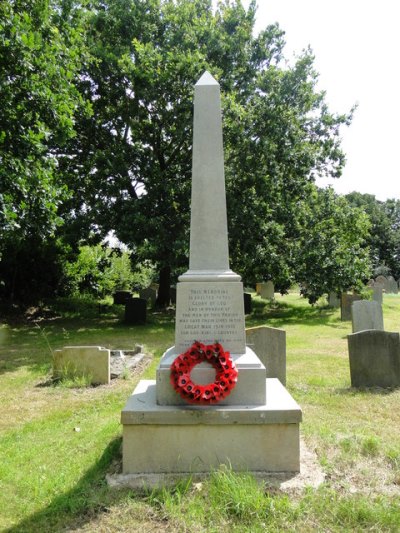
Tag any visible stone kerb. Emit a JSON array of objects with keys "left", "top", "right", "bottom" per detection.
[
  {"left": 348, "top": 331, "right": 400, "bottom": 388},
  {"left": 260, "top": 281, "right": 274, "bottom": 300},
  {"left": 351, "top": 300, "right": 384, "bottom": 333},
  {"left": 53, "top": 346, "right": 110, "bottom": 385},
  {"left": 246, "top": 326, "right": 286, "bottom": 385}
]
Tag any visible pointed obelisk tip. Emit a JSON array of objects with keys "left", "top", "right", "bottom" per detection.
[{"left": 195, "top": 71, "right": 219, "bottom": 86}]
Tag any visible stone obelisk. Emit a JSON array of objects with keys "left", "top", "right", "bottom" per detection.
[
  {"left": 180, "top": 71, "right": 239, "bottom": 281},
  {"left": 156, "top": 72, "right": 266, "bottom": 406},
  {"left": 120, "top": 72, "right": 302, "bottom": 480}
]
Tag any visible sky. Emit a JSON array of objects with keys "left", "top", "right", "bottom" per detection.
[{"left": 241, "top": 0, "right": 400, "bottom": 201}]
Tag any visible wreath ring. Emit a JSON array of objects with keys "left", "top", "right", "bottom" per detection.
[{"left": 170, "top": 341, "right": 238, "bottom": 405}]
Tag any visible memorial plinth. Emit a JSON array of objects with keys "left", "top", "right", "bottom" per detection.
[{"left": 120, "top": 72, "right": 301, "bottom": 483}]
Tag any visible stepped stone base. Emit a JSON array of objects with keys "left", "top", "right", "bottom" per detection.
[
  {"left": 121, "top": 378, "right": 302, "bottom": 475},
  {"left": 156, "top": 346, "right": 266, "bottom": 406}
]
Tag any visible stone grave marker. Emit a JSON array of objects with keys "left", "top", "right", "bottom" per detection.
[
  {"left": 375, "top": 275, "right": 388, "bottom": 292},
  {"left": 113, "top": 290, "right": 132, "bottom": 305},
  {"left": 246, "top": 326, "right": 286, "bottom": 385},
  {"left": 125, "top": 298, "right": 147, "bottom": 324},
  {"left": 139, "top": 287, "right": 157, "bottom": 307},
  {"left": 348, "top": 330, "right": 400, "bottom": 387},
  {"left": 328, "top": 292, "right": 340, "bottom": 308},
  {"left": 340, "top": 293, "right": 361, "bottom": 321},
  {"left": 387, "top": 276, "right": 398, "bottom": 294},
  {"left": 53, "top": 346, "right": 110, "bottom": 385},
  {"left": 260, "top": 281, "right": 274, "bottom": 300},
  {"left": 372, "top": 286, "right": 383, "bottom": 305},
  {"left": 351, "top": 300, "right": 384, "bottom": 333}
]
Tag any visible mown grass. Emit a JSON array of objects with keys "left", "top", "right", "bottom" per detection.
[{"left": 0, "top": 293, "right": 399, "bottom": 532}]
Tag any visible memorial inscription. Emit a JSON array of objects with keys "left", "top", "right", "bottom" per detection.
[{"left": 175, "top": 282, "right": 246, "bottom": 354}]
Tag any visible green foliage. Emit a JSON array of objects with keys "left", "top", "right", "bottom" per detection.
[
  {"left": 63, "top": 0, "right": 351, "bottom": 301},
  {"left": 295, "top": 187, "right": 372, "bottom": 303},
  {"left": 64, "top": 244, "right": 154, "bottom": 298},
  {"left": 346, "top": 192, "right": 400, "bottom": 280}
]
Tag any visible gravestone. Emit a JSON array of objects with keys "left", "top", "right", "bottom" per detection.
[
  {"left": 348, "top": 330, "right": 400, "bottom": 387},
  {"left": 372, "top": 286, "right": 383, "bottom": 305},
  {"left": 375, "top": 275, "right": 388, "bottom": 292},
  {"left": 125, "top": 298, "right": 147, "bottom": 324},
  {"left": 328, "top": 292, "right": 340, "bottom": 308},
  {"left": 255, "top": 283, "right": 262, "bottom": 295},
  {"left": 243, "top": 292, "right": 252, "bottom": 314},
  {"left": 351, "top": 300, "right": 384, "bottom": 333},
  {"left": 340, "top": 293, "right": 361, "bottom": 321},
  {"left": 53, "top": 346, "right": 110, "bottom": 385},
  {"left": 260, "top": 281, "right": 274, "bottom": 300},
  {"left": 113, "top": 290, "right": 132, "bottom": 305},
  {"left": 387, "top": 276, "right": 398, "bottom": 294},
  {"left": 139, "top": 287, "right": 157, "bottom": 307},
  {"left": 246, "top": 326, "right": 286, "bottom": 385},
  {"left": 366, "top": 279, "right": 375, "bottom": 287},
  {"left": 121, "top": 72, "right": 301, "bottom": 480}
]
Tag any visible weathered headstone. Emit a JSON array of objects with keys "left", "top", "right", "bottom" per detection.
[
  {"left": 372, "top": 286, "right": 383, "bottom": 305},
  {"left": 328, "top": 292, "right": 340, "bottom": 308},
  {"left": 121, "top": 72, "right": 301, "bottom": 479},
  {"left": 348, "top": 330, "right": 400, "bottom": 387},
  {"left": 113, "top": 290, "right": 132, "bottom": 305},
  {"left": 366, "top": 279, "right": 375, "bottom": 287},
  {"left": 53, "top": 346, "right": 110, "bottom": 385},
  {"left": 351, "top": 300, "right": 384, "bottom": 333},
  {"left": 387, "top": 276, "right": 398, "bottom": 294},
  {"left": 139, "top": 287, "right": 157, "bottom": 307},
  {"left": 256, "top": 282, "right": 262, "bottom": 295},
  {"left": 260, "top": 281, "right": 274, "bottom": 300},
  {"left": 246, "top": 326, "right": 286, "bottom": 385},
  {"left": 340, "top": 293, "right": 362, "bottom": 321},
  {"left": 125, "top": 298, "right": 147, "bottom": 324},
  {"left": 375, "top": 275, "right": 388, "bottom": 292}
]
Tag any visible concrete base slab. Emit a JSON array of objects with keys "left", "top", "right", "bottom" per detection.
[
  {"left": 122, "top": 378, "right": 302, "bottom": 475},
  {"left": 156, "top": 346, "right": 266, "bottom": 406}
]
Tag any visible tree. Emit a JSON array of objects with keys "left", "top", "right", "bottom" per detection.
[
  {"left": 63, "top": 0, "right": 352, "bottom": 304},
  {"left": 295, "top": 187, "right": 372, "bottom": 303},
  {"left": 0, "top": 0, "right": 91, "bottom": 300},
  {"left": 346, "top": 193, "right": 400, "bottom": 280}
]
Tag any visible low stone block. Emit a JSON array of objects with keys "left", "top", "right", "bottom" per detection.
[
  {"left": 156, "top": 346, "right": 266, "bottom": 406},
  {"left": 351, "top": 300, "right": 384, "bottom": 333},
  {"left": 340, "top": 293, "right": 361, "bottom": 321},
  {"left": 122, "top": 379, "right": 301, "bottom": 474},
  {"left": 260, "top": 281, "right": 274, "bottom": 300},
  {"left": 348, "top": 330, "right": 400, "bottom": 388},
  {"left": 246, "top": 326, "right": 286, "bottom": 385},
  {"left": 53, "top": 346, "right": 110, "bottom": 385}
]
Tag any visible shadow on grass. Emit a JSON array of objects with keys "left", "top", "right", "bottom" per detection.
[
  {"left": 5, "top": 437, "right": 128, "bottom": 533},
  {"left": 337, "top": 386, "right": 400, "bottom": 396},
  {"left": 246, "top": 298, "right": 341, "bottom": 329}
]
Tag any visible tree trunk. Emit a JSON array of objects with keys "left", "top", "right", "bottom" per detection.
[{"left": 156, "top": 265, "right": 171, "bottom": 308}]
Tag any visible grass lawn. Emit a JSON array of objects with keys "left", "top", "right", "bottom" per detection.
[{"left": 1, "top": 293, "right": 399, "bottom": 532}]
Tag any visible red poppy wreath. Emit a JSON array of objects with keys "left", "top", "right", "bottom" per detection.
[{"left": 170, "top": 341, "right": 238, "bottom": 405}]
